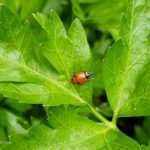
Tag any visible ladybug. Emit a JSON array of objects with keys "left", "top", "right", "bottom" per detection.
[{"left": 71, "top": 72, "right": 92, "bottom": 85}]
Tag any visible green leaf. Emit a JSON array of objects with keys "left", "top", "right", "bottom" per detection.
[
  {"left": 92, "top": 35, "right": 112, "bottom": 96},
  {"left": 78, "top": 0, "right": 99, "bottom": 3},
  {"left": 0, "top": 109, "right": 27, "bottom": 135},
  {"left": 0, "top": 127, "right": 7, "bottom": 141},
  {"left": 0, "top": 5, "right": 92, "bottom": 106},
  {"left": 0, "top": 106, "right": 142, "bottom": 150},
  {"left": 141, "top": 144, "right": 150, "bottom": 150},
  {"left": 134, "top": 117, "right": 150, "bottom": 145},
  {"left": 5, "top": 99, "right": 32, "bottom": 113},
  {"left": 42, "top": 0, "right": 69, "bottom": 14},
  {"left": 134, "top": 125, "right": 149, "bottom": 145},
  {"left": 71, "top": 0, "right": 125, "bottom": 39},
  {"left": 98, "top": 102, "right": 113, "bottom": 118},
  {"left": 103, "top": 0, "right": 150, "bottom": 118},
  {"left": 33, "top": 11, "right": 92, "bottom": 103},
  {"left": 0, "top": 0, "right": 44, "bottom": 20}
]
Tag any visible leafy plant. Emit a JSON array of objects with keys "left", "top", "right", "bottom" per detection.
[
  {"left": 0, "top": 0, "right": 150, "bottom": 149},
  {"left": 71, "top": 0, "right": 125, "bottom": 39}
]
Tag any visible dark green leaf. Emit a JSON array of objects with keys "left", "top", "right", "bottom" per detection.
[
  {"left": 0, "top": 109, "right": 27, "bottom": 135},
  {"left": 0, "top": 0, "right": 44, "bottom": 20},
  {"left": 71, "top": 0, "right": 125, "bottom": 39},
  {"left": 1, "top": 106, "right": 142, "bottom": 150}
]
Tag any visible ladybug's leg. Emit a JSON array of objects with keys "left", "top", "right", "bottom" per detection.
[{"left": 90, "top": 72, "right": 94, "bottom": 80}]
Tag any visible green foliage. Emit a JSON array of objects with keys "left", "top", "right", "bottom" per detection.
[
  {"left": 0, "top": 0, "right": 150, "bottom": 149},
  {"left": 33, "top": 11, "right": 92, "bottom": 103},
  {"left": 0, "top": 106, "right": 143, "bottom": 150},
  {"left": 0, "top": 5, "right": 92, "bottom": 106},
  {"left": 92, "top": 35, "right": 112, "bottom": 96},
  {"left": 104, "top": 0, "right": 150, "bottom": 119},
  {"left": 134, "top": 117, "right": 150, "bottom": 145},
  {"left": 0, "top": 0, "right": 45, "bottom": 20},
  {"left": 71, "top": 0, "right": 125, "bottom": 39}
]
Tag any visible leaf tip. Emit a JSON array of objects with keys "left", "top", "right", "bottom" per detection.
[
  {"left": 32, "top": 12, "right": 40, "bottom": 19},
  {"left": 74, "top": 18, "right": 81, "bottom": 24},
  {"left": 49, "top": 9, "right": 59, "bottom": 19}
]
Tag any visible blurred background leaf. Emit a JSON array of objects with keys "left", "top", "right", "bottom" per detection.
[{"left": 71, "top": 0, "right": 125, "bottom": 39}]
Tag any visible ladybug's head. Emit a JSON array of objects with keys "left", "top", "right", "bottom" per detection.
[{"left": 85, "top": 72, "right": 93, "bottom": 79}]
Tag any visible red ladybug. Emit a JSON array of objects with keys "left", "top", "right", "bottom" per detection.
[{"left": 71, "top": 72, "right": 92, "bottom": 85}]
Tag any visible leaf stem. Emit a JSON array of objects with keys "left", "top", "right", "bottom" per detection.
[
  {"left": 88, "top": 104, "right": 116, "bottom": 128},
  {"left": 112, "top": 112, "right": 117, "bottom": 125}
]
